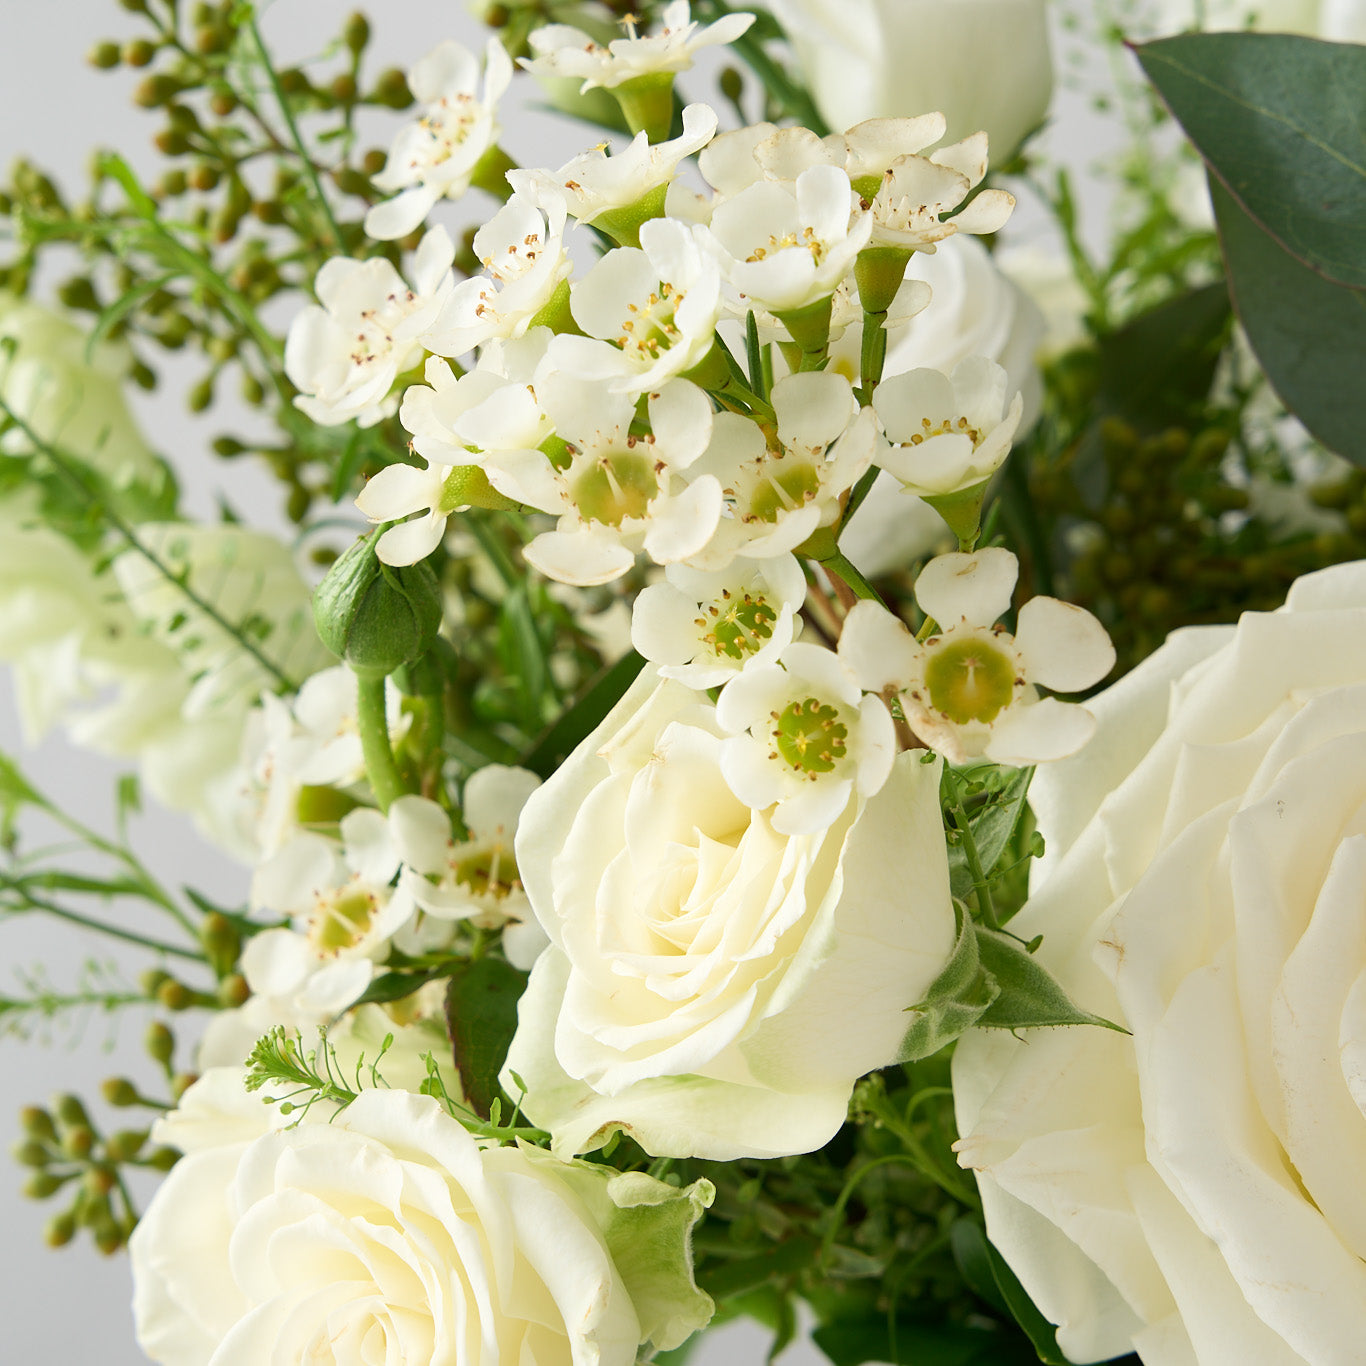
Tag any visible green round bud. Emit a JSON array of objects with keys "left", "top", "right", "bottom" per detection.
[
  {"left": 105, "top": 1128, "right": 148, "bottom": 1162},
  {"left": 12, "top": 1140, "right": 51, "bottom": 1169},
  {"left": 312, "top": 531, "right": 443, "bottom": 680},
  {"left": 215, "top": 973, "right": 250, "bottom": 1008},
  {"left": 53, "top": 1094, "right": 90, "bottom": 1130},
  {"left": 60, "top": 1126, "right": 95, "bottom": 1161},
  {"left": 94, "top": 1219, "right": 124, "bottom": 1256},
  {"left": 209, "top": 89, "right": 238, "bottom": 117},
  {"left": 343, "top": 11, "right": 371, "bottom": 52},
  {"left": 146, "top": 1145, "right": 180, "bottom": 1172},
  {"left": 157, "top": 978, "right": 192, "bottom": 1011},
  {"left": 187, "top": 375, "right": 215, "bottom": 414},
  {"left": 331, "top": 73, "right": 358, "bottom": 103},
  {"left": 24, "top": 1171, "right": 63, "bottom": 1199},
  {"left": 278, "top": 67, "right": 310, "bottom": 95},
  {"left": 100, "top": 1078, "right": 140, "bottom": 1108},
  {"left": 88, "top": 41, "right": 122, "bottom": 69},
  {"left": 85, "top": 1165, "right": 117, "bottom": 1197},
  {"left": 144, "top": 1020, "right": 175, "bottom": 1066},
  {"left": 44, "top": 1212, "right": 77, "bottom": 1248},
  {"left": 20, "top": 1106, "right": 56, "bottom": 1142},
  {"left": 123, "top": 38, "right": 156, "bottom": 68},
  {"left": 139, "top": 968, "right": 171, "bottom": 999},
  {"left": 718, "top": 66, "right": 744, "bottom": 103},
  {"left": 372, "top": 68, "right": 412, "bottom": 108},
  {"left": 361, "top": 148, "right": 387, "bottom": 176},
  {"left": 171, "top": 1072, "right": 198, "bottom": 1102}
]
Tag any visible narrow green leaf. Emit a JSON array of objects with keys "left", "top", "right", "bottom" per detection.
[
  {"left": 443, "top": 957, "right": 527, "bottom": 1119},
  {"left": 1134, "top": 33, "right": 1366, "bottom": 287},
  {"left": 355, "top": 968, "right": 444, "bottom": 1007},
  {"left": 980, "top": 1231, "right": 1071, "bottom": 1366},
  {"left": 897, "top": 905, "right": 999, "bottom": 1062},
  {"left": 974, "top": 930, "right": 1126, "bottom": 1033},
  {"left": 949, "top": 1218, "right": 1011, "bottom": 1318}
]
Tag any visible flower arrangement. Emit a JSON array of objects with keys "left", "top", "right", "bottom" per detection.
[{"left": 3, "top": 2, "right": 1365, "bottom": 1364}]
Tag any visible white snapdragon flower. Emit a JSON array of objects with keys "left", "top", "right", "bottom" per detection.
[
  {"left": 630, "top": 554, "right": 807, "bottom": 689},
  {"left": 285, "top": 227, "right": 456, "bottom": 428},
  {"left": 704, "top": 164, "right": 872, "bottom": 316},
  {"left": 839, "top": 548, "right": 1115, "bottom": 765},
  {"left": 524, "top": 3, "right": 755, "bottom": 90},
  {"left": 388, "top": 765, "right": 547, "bottom": 968},
  {"left": 716, "top": 640, "right": 894, "bottom": 834},
  {"left": 364, "top": 38, "right": 514, "bottom": 241},
  {"left": 423, "top": 189, "right": 572, "bottom": 358},
  {"left": 551, "top": 216, "right": 723, "bottom": 393},
  {"left": 487, "top": 375, "right": 724, "bottom": 586},
  {"left": 245, "top": 808, "right": 411, "bottom": 1022},
  {"left": 873, "top": 356, "right": 1024, "bottom": 499},
  {"left": 508, "top": 103, "right": 718, "bottom": 233},
  {"left": 688, "top": 370, "right": 877, "bottom": 569}
]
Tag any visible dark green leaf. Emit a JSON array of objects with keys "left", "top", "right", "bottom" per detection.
[
  {"left": 946, "top": 766, "right": 1035, "bottom": 902},
  {"left": 949, "top": 1218, "right": 1011, "bottom": 1318},
  {"left": 979, "top": 1228, "right": 1070, "bottom": 1365},
  {"left": 697, "top": 1236, "right": 820, "bottom": 1302},
  {"left": 1134, "top": 33, "right": 1366, "bottom": 287},
  {"left": 896, "top": 905, "right": 999, "bottom": 1062},
  {"left": 521, "top": 650, "right": 646, "bottom": 779},
  {"left": 974, "top": 930, "right": 1126, "bottom": 1033},
  {"left": 1210, "top": 177, "right": 1366, "bottom": 462},
  {"left": 811, "top": 1316, "right": 1038, "bottom": 1366},
  {"left": 355, "top": 968, "right": 445, "bottom": 1007},
  {"left": 443, "top": 957, "right": 527, "bottom": 1119}
]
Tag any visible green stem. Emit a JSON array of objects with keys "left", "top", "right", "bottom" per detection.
[
  {"left": 860, "top": 309, "right": 889, "bottom": 391},
  {"left": 947, "top": 774, "right": 998, "bottom": 931},
  {"left": 355, "top": 674, "right": 406, "bottom": 812},
  {"left": 0, "top": 881, "right": 201, "bottom": 962},
  {"left": 821, "top": 548, "right": 885, "bottom": 606}
]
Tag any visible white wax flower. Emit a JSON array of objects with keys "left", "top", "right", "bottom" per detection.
[
  {"left": 423, "top": 189, "right": 571, "bottom": 358},
  {"left": 284, "top": 227, "right": 456, "bottom": 428},
  {"left": 507, "top": 103, "right": 717, "bottom": 228},
  {"left": 523, "top": 2, "right": 756, "bottom": 89},
  {"left": 839, "top": 548, "right": 1115, "bottom": 765},
  {"left": 768, "top": 0, "right": 1053, "bottom": 163},
  {"left": 873, "top": 355, "right": 1025, "bottom": 499},
  {"left": 687, "top": 370, "right": 877, "bottom": 569},
  {"left": 716, "top": 640, "right": 895, "bottom": 834},
  {"left": 131, "top": 1079, "right": 714, "bottom": 1366},
  {"left": 952, "top": 560, "right": 1366, "bottom": 1366},
  {"left": 364, "top": 38, "right": 514, "bottom": 241},
  {"left": 703, "top": 164, "right": 872, "bottom": 316},
  {"left": 553, "top": 216, "right": 723, "bottom": 393},
  {"left": 630, "top": 553, "right": 807, "bottom": 688},
  {"left": 486, "top": 375, "right": 723, "bottom": 586},
  {"left": 501, "top": 666, "right": 957, "bottom": 1159}
]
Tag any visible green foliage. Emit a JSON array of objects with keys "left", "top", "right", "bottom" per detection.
[{"left": 443, "top": 957, "right": 528, "bottom": 1120}]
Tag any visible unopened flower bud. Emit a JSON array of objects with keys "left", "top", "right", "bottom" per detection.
[
  {"left": 23, "top": 1171, "right": 62, "bottom": 1199},
  {"left": 53, "top": 1094, "right": 90, "bottom": 1130},
  {"left": 60, "top": 1126, "right": 95, "bottom": 1161},
  {"left": 44, "top": 1212, "right": 76, "bottom": 1248},
  {"left": 105, "top": 1128, "right": 149, "bottom": 1163},
  {"left": 11, "top": 1140, "right": 50, "bottom": 1168},
  {"left": 215, "top": 973, "right": 250, "bottom": 1008},
  {"left": 144, "top": 1020, "right": 175, "bottom": 1067},
  {"left": 343, "top": 12, "right": 370, "bottom": 52},
  {"left": 20, "top": 1106, "right": 56, "bottom": 1143},
  {"left": 100, "top": 1078, "right": 140, "bottom": 1108},
  {"left": 157, "top": 978, "right": 192, "bottom": 1011},
  {"left": 146, "top": 1145, "right": 180, "bottom": 1172}
]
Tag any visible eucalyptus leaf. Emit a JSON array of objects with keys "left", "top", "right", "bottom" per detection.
[
  {"left": 974, "top": 930, "right": 1126, "bottom": 1033},
  {"left": 897, "top": 905, "right": 1000, "bottom": 1062},
  {"left": 443, "top": 957, "right": 527, "bottom": 1119}
]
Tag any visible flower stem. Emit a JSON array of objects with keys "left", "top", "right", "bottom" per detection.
[
  {"left": 355, "top": 675, "right": 405, "bottom": 813},
  {"left": 821, "top": 548, "right": 884, "bottom": 606},
  {"left": 946, "top": 775, "right": 999, "bottom": 931}
]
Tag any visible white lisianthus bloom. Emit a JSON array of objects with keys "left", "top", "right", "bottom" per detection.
[
  {"left": 873, "top": 356, "right": 1025, "bottom": 500},
  {"left": 486, "top": 375, "right": 723, "bottom": 586},
  {"left": 840, "top": 548, "right": 1115, "bottom": 765},
  {"left": 952, "top": 561, "right": 1366, "bottom": 1365},
  {"left": 364, "top": 38, "right": 514, "bottom": 241},
  {"left": 768, "top": 0, "right": 1053, "bottom": 163},
  {"left": 703, "top": 163, "right": 872, "bottom": 316},
  {"left": 501, "top": 666, "right": 957, "bottom": 1159},
  {"left": 523, "top": 2, "right": 756, "bottom": 89},
  {"left": 284, "top": 226, "right": 456, "bottom": 428},
  {"left": 630, "top": 553, "right": 807, "bottom": 688},
  {"left": 507, "top": 103, "right": 717, "bottom": 232},
  {"left": 716, "top": 640, "right": 895, "bottom": 834},
  {"left": 687, "top": 370, "right": 877, "bottom": 569},
  {"left": 423, "top": 190, "right": 572, "bottom": 358},
  {"left": 552, "top": 216, "right": 723, "bottom": 393},
  {"left": 388, "top": 765, "right": 548, "bottom": 969},
  {"left": 131, "top": 1077, "right": 715, "bottom": 1366}
]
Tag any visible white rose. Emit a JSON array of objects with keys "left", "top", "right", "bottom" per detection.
[
  {"left": 769, "top": 0, "right": 1053, "bottom": 161},
  {"left": 952, "top": 560, "right": 1366, "bottom": 1364},
  {"left": 502, "top": 665, "right": 957, "bottom": 1161},
  {"left": 132, "top": 1077, "right": 714, "bottom": 1366}
]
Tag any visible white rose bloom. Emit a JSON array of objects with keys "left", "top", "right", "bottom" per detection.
[
  {"left": 502, "top": 666, "right": 957, "bottom": 1160},
  {"left": 952, "top": 560, "right": 1366, "bottom": 1365},
  {"left": 364, "top": 38, "right": 514, "bottom": 241},
  {"left": 132, "top": 1079, "right": 714, "bottom": 1366},
  {"left": 284, "top": 227, "right": 456, "bottom": 428},
  {"left": 768, "top": 0, "right": 1053, "bottom": 163},
  {"left": 839, "top": 548, "right": 1114, "bottom": 765},
  {"left": 630, "top": 552, "right": 807, "bottom": 689}
]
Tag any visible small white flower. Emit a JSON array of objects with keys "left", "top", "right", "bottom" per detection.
[
  {"left": 389, "top": 766, "right": 546, "bottom": 968},
  {"left": 423, "top": 190, "right": 572, "bottom": 358},
  {"left": 687, "top": 370, "right": 877, "bottom": 569},
  {"left": 716, "top": 640, "right": 895, "bottom": 834},
  {"left": 487, "top": 375, "right": 724, "bottom": 586},
  {"left": 631, "top": 554, "right": 807, "bottom": 689},
  {"left": 704, "top": 163, "right": 872, "bottom": 316},
  {"left": 551, "top": 216, "right": 722, "bottom": 393},
  {"left": 364, "top": 38, "right": 514, "bottom": 241},
  {"left": 507, "top": 103, "right": 717, "bottom": 231},
  {"left": 839, "top": 548, "right": 1115, "bottom": 765},
  {"left": 285, "top": 227, "right": 456, "bottom": 427},
  {"left": 873, "top": 355, "right": 1024, "bottom": 499},
  {"left": 523, "top": 2, "right": 756, "bottom": 90}
]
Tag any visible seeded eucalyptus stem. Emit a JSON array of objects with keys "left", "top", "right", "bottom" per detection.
[{"left": 355, "top": 675, "right": 406, "bottom": 813}]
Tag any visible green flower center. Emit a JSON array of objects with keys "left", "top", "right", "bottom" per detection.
[
  {"left": 449, "top": 843, "right": 520, "bottom": 900},
  {"left": 771, "top": 697, "right": 848, "bottom": 776},
  {"left": 572, "top": 446, "right": 659, "bottom": 527},
  {"left": 701, "top": 589, "right": 777, "bottom": 660},
  {"left": 746, "top": 457, "right": 820, "bottom": 524},
  {"left": 923, "top": 636, "right": 1016, "bottom": 724},
  {"left": 615, "top": 282, "right": 683, "bottom": 362},
  {"left": 311, "top": 884, "right": 378, "bottom": 953}
]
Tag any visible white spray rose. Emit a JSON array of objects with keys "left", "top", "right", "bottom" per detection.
[
  {"left": 953, "top": 560, "right": 1366, "bottom": 1365},
  {"left": 502, "top": 665, "right": 957, "bottom": 1161},
  {"left": 132, "top": 1076, "right": 714, "bottom": 1366},
  {"left": 769, "top": 0, "right": 1053, "bottom": 162}
]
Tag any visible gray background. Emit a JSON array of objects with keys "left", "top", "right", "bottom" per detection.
[{"left": 0, "top": 1, "right": 1122, "bottom": 1359}]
